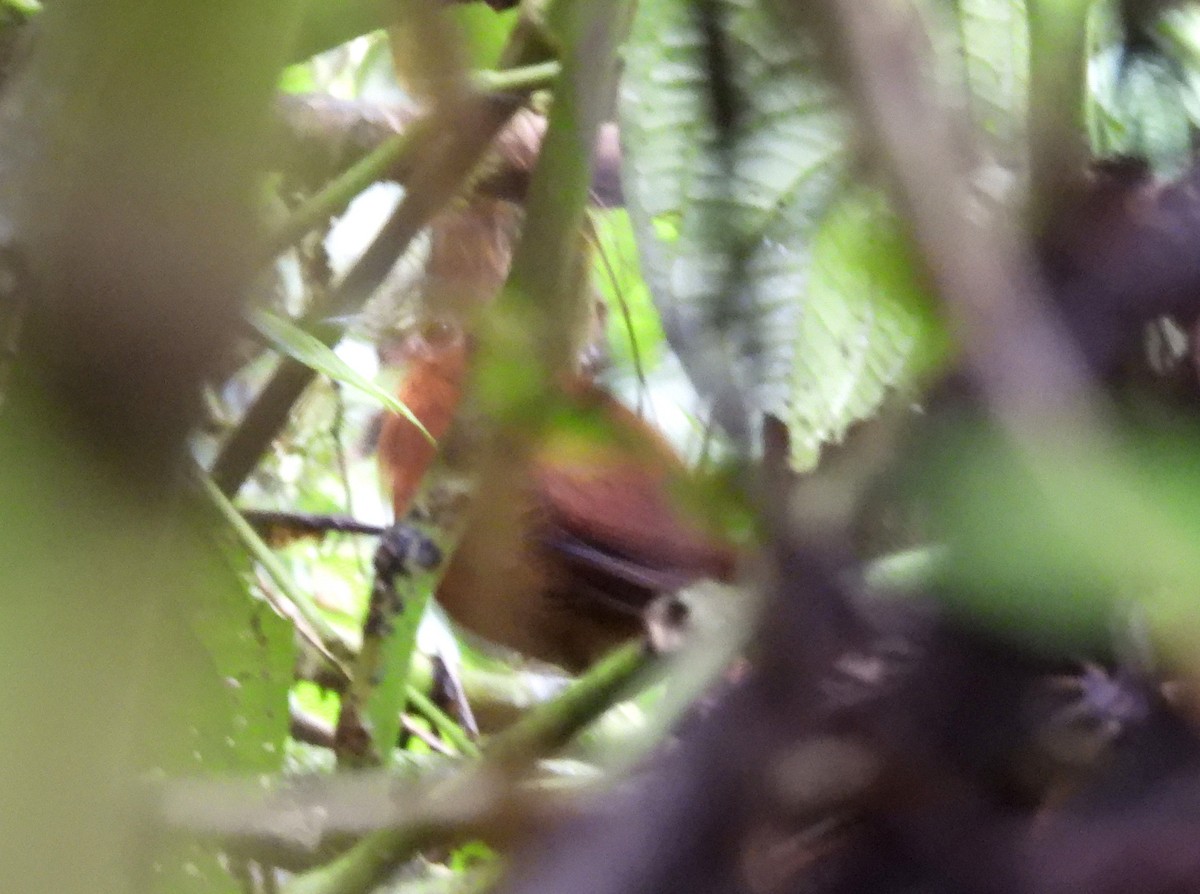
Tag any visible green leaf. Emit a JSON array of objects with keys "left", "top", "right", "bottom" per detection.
[
  {"left": 279, "top": 61, "right": 318, "bottom": 94},
  {"left": 1089, "top": 44, "right": 1196, "bottom": 174},
  {"left": 145, "top": 528, "right": 295, "bottom": 894},
  {"left": 452, "top": 5, "right": 519, "bottom": 71},
  {"left": 250, "top": 309, "right": 434, "bottom": 443},
  {"left": 786, "top": 192, "right": 950, "bottom": 469},
  {"left": 185, "top": 539, "right": 296, "bottom": 772},
  {"left": 921, "top": 417, "right": 1200, "bottom": 659},
  {"left": 591, "top": 209, "right": 666, "bottom": 374},
  {"left": 620, "top": 0, "right": 846, "bottom": 418},
  {"left": 293, "top": 679, "right": 341, "bottom": 726},
  {"left": 449, "top": 840, "right": 497, "bottom": 873}
]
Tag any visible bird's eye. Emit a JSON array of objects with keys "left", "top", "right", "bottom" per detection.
[{"left": 420, "top": 319, "right": 459, "bottom": 346}]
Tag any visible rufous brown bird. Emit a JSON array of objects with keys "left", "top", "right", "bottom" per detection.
[{"left": 377, "top": 320, "right": 739, "bottom": 672}]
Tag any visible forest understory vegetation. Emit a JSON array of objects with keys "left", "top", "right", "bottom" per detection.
[{"left": 8, "top": 1, "right": 1200, "bottom": 893}]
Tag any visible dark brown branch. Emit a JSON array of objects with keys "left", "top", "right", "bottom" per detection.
[
  {"left": 241, "top": 508, "right": 386, "bottom": 541},
  {"left": 290, "top": 707, "right": 337, "bottom": 750}
]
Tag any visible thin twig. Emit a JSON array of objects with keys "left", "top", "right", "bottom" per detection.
[
  {"left": 400, "top": 715, "right": 457, "bottom": 757},
  {"left": 241, "top": 508, "right": 387, "bottom": 539}
]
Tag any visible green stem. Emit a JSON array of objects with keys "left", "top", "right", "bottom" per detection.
[
  {"left": 475, "top": 0, "right": 631, "bottom": 458},
  {"left": 267, "top": 58, "right": 561, "bottom": 260},
  {"left": 264, "top": 124, "right": 425, "bottom": 259},
  {"left": 406, "top": 685, "right": 481, "bottom": 758},
  {"left": 283, "top": 643, "right": 652, "bottom": 894},
  {"left": 484, "top": 642, "right": 650, "bottom": 765},
  {"left": 208, "top": 472, "right": 478, "bottom": 760},
  {"left": 472, "top": 59, "right": 560, "bottom": 94},
  {"left": 407, "top": 651, "right": 570, "bottom": 731},
  {"left": 356, "top": 565, "right": 437, "bottom": 766}
]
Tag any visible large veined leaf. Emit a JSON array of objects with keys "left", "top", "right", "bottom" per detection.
[
  {"left": 789, "top": 193, "right": 950, "bottom": 469},
  {"left": 621, "top": 0, "right": 957, "bottom": 466},
  {"left": 622, "top": 0, "right": 1140, "bottom": 467},
  {"left": 620, "top": 0, "right": 846, "bottom": 423}
]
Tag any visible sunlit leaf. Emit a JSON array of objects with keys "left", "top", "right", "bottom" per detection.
[
  {"left": 279, "top": 61, "right": 318, "bottom": 94},
  {"left": 620, "top": 0, "right": 847, "bottom": 420},
  {"left": 250, "top": 309, "right": 434, "bottom": 444},
  {"left": 787, "top": 193, "right": 950, "bottom": 468},
  {"left": 1089, "top": 45, "right": 1196, "bottom": 173},
  {"left": 591, "top": 209, "right": 666, "bottom": 375}
]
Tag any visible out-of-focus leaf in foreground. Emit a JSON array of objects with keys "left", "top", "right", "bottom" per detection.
[{"left": 925, "top": 415, "right": 1200, "bottom": 661}]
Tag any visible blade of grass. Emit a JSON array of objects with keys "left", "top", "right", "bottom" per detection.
[{"left": 250, "top": 309, "right": 435, "bottom": 443}]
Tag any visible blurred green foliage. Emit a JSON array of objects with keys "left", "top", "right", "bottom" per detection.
[{"left": 12, "top": 0, "right": 1200, "bottom": 892}]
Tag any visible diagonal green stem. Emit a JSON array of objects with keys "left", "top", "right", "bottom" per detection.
[{"left": 283, "top": 643, "right": 652, "bottom": 894}]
